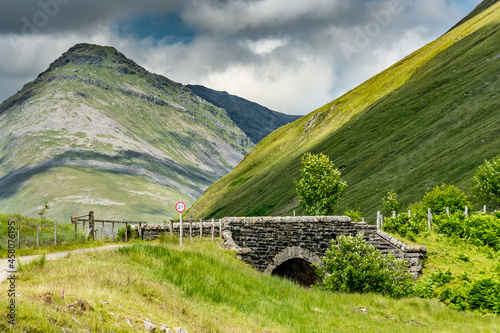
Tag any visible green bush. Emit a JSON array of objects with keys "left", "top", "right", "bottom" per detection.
[
  {"left": 117, "top": 224, "right": 139, "bottom": 241},
  {"left": 414, "top": 269, "right": 453, "bottom": 299},
  {"left": 468, "top": 278, "right": 500, "bottom": 313},
  {"left": 382, "top": 215, "right": 427, "bottom": 238},
  {"left": 382, "top": 191, "right": 400, "bottom": 215},
  {"left": 473, "top": 156, "right": 500, "bottom": 210},
  {"left": 410, "top": 184, "right": 469, "bottom": 216},
  {"left": 316, "top": 234, "right": 414, "bottom": 298},
  {"left": 343, "top": 208, "right": 363, "bottom": 222},
  {"left": 434, "top": 213, "right": 500, "bottom": 250},
  {"left": 295, "top": 153, "right": 348, "bottom": 215}
]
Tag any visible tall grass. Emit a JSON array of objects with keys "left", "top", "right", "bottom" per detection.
[
  {"left": 0, "top": 213, "right": 110, "bottom": 257},
  {"left": 2, "top": 239, "right": 498, "bottom": 332}
]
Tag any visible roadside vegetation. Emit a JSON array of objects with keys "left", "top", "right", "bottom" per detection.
[
  {"left": 0, "top": 212, "right": 142, "bottom": 258},
  {"left": 1, "top": 235, "right": 499, "bottom": 332}
]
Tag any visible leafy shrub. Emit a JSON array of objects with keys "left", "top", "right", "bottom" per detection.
[
  {"left": 295, "top": 153, "right": 348, "bottom": 215},
  {"left": 343, "top": 208, "right": 363, "bottom": 222},
  {"left": 434, "top": 213, "right": 500, "bottom": 250},
  {"left": 410, "top": 184, "right": 469, "bottom": 216},
  {"left": 468, "top": 278, "right": 500, "bottom": 313},
  {"left": 382, "top": 191, "right": 399, "bottom": 214},
  {"left": 382, "top": 215, "right": 428, "bottom": 238},
  {"left": 117, "top": 224, "right": 139, "bottom": 241},
  {"left": 414, "top": 269, "right": 453, "bottom": 299},
  {"left": 473, "top": 156, "right": 500, "bottom": 210},
  {"left": 414, "top": 278, "right": 436, "bottom": 298},
  {"left": 316, "top": 234, "right": 414, "bottom": 298}
]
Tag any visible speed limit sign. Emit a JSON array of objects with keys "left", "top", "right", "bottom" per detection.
[{"left": 175, "top": 201, "right": 186, "bottom": 213}]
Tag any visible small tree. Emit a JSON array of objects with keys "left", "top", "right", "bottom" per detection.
[
  {"left": 316, "top": 234, "right": 414, "bottom": 298},
  {"left": 411, "top": 184, "right": 469, "bottom": 215},
  {"left": 295, "top": 153, "right": 347, "bottom": 215},
  {"left": 38, "top": 202, "right": 50, "bottom": 220},
  {"left": 382, "top": 191, "right": 399, "bottom": 214},
  {"left": 473, "top": 157, "right": 500, "bottom": 209}
]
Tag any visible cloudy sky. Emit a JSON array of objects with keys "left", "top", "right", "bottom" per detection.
[{"left": 0, "top": 0, "right": 481, "bottom": 115}]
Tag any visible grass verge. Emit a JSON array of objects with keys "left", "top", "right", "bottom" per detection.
[{"left": 1, "top": 237, "right": 498, "bottom": 332}]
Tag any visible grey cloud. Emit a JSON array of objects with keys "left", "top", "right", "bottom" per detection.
[
  {"left": 0, "top": 0, "right": 482, "bottom": 114},
  {"left": 0, "top": 0, "right": 185, "bottom": 34}
]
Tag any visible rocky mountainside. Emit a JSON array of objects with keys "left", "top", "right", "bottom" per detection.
[
  {"left": 0, "top": 44, "right": 296, "bottom": 221},
  {"left": 188, "top": 0, "right": 500, "bottom": 219},
  {"left": 187, "top": 85, "right": 301, "bottom": 144}
]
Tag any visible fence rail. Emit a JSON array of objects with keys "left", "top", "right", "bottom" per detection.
[{"left": 374, "top": 205, "right": 498, "bottom": 230}]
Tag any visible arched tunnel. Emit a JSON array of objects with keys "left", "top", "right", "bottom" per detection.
[{"left": 271, "top": 258, "right": 320, "bottom": 287}]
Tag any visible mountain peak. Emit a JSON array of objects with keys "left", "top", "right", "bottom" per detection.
[{"left": 43, "top": 43, "right": 147, "bottom": 76}]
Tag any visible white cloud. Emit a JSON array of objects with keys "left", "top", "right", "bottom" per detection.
[{"left": 245, "top": 37, "right": 288, "bottom": 55}]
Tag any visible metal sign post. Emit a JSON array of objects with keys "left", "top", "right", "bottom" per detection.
[{"left": 175, "top": 201, "right": 186, "bottom": 247}]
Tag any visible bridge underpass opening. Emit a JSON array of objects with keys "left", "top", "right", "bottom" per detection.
[{"left": 271, "top": 258, "right": 320, "bottom": 287}]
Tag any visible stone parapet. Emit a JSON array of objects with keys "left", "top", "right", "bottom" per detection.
[{"left": 221, "top": 216, "right": 427, "bottom": 279}]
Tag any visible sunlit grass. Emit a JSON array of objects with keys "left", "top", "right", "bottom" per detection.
[{"left": 1, "top": 238, "right": 498, "bottom": 332}]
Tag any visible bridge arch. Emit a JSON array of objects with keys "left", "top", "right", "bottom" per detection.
[{"left": 264, "top": 246, "right": 322, "bottom": 286}]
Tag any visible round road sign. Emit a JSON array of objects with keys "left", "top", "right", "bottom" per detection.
[{"left": 175, "top": 201, "right": 186, "bottom": 213}]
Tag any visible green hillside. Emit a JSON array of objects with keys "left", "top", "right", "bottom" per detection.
[
  {"left": 187, "top": 85, "right": 301, "bottom": 144},
  {"left": 188, "top": 0, "right": 500, "bottom": 219},
  {"left": 0, "top": 44, "right": 296, "bottom": 222}
]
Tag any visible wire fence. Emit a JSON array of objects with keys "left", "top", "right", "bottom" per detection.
[{"left": 0, "top": 222, "right": 86, "bottom": 250}]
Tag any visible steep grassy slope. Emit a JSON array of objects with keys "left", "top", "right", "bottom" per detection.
[
  {"left": 187, "top": 85, "right": 301, "bottom": 144},
  {"left": 188, "top": 1, "right": 500, "bottom": 219},
  {"left": 0, "top": 44, "right": 295, "bottom": 222},
  {"left": 2, "top": 240, "right": 498, "bottom": 332}
]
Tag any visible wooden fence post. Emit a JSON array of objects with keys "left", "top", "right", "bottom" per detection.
[
  {"left": 464, "top": 206, "right": 468, "bottom": 217},
  {"left": 74, "top": 220, "right": 77, "bottom": 240},
  {"left": 54, "top": 221, "right": 57, "bottom": 246},
  {"left": 125, "top": 222, "right": 128, "bottom": 242},
  {"left": 139, "top": 222, "right": 142, "bottom": 240},
  {"left": 189, "top": 220, "right": 193, "bottom": 243},
  {"left": 219, "top": 219, "right": 222, "bottom": 240},
  {"left": 37, "top": 223, "right": 40, "bottom": 247},
  {"left": 211, "top": 218, "right": 215, "bottom": 241},
  {"left": 89, "top": 211, "right": 95, "bottom": 240},
  {"left": 446, "top": 207, "right": 450, "bottom": 216},
  {"left": 408, "top": 210, "right": 411, "bottom": 218},
  {"left": 483, "top": 205, "right": 487, "bottom": 214},
  {"left": 112, "top": 222, "right": 115, "bottom": 241},
  {"left": 427, "top": 208, "right": 432, "bottom": 229},
  {"left": 376, "top": 211, "right": 380, "bottom": 230},
  {"left": 392, "top": 211, "right": 396, "bottom": 219},
  {"left": 101, "top": 221, "right": 104, "bottom": 240},
  {"left": 200, "top": 219, "right": 203, "bottom": 240},
  {"left": 170, "top": 219, "right": 173, "bottom": 236}
]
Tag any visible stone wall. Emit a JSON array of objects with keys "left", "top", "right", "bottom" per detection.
[{"left": 221, "top": 216, "right": 427, "bottom": 278}]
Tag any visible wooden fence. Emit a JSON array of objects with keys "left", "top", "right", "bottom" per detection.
[
  {"left": 71, "top": 211, "right": 222, "bottom": 243},
  {"left": 375, "top": 205, "right": 497, "bottom": 230}
]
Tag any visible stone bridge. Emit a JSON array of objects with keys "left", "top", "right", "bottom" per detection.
[{"left": 220, "top": 216, "right": 427, "bottom": 286}]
